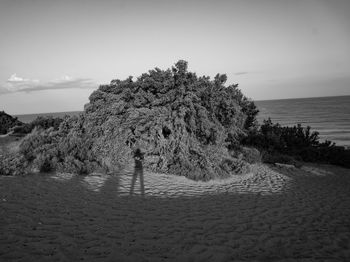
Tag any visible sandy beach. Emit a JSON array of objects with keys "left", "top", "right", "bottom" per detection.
[{"left": 1, "top": 163, "right": 350, "bottom": 261}]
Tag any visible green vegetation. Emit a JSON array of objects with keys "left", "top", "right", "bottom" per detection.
[
  {"left": 0, "top": 153, "right": 28, "bottom": 176},
  {"left": 18, "top": 115, "right": 99, "bottom": 174},
  {"left": 0, "top": 111, "right": 22, "bottom": 134},
  {"left": 244, "top": 118, "right": 350, "bottom": 168},
  {"left": 13, "top": 116, "right": 64, "bottom": 134},
  {"left": 0, "top": 110, "right": 64, "bottom": 136},
  {"left": 82, "top": 60, "right": 256, "bottom": 180}
]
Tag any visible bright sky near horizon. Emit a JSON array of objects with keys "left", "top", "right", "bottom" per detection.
[{"left": 0, "top": 0, "right": 349, "bottom": 114}]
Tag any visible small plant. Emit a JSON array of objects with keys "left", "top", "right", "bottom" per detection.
[
  {"left": 241, "top": 147, "right": 261, "bottom": 164},
  {"left": 261, "top": 151, "right": 301, "bottom": 167}
]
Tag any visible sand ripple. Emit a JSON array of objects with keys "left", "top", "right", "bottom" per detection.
[{"left": 1, "top": 163, "right": 350, "bottom": 261}]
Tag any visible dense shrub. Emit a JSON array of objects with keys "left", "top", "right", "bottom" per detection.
[
  {"left": 0, "top": 111, "right": 22, "bottom": 134},
  {"left": 244, "top": 118, "right": 350, "bottom": 168},
  {"left": 0, "top": 153, "right": 28, "bottom": 176},
  {"left": 18, "top": 116, "right": 100, "bottom": 175},
  {"left": 224, "top": 85, "right": 259, "bottom": 131},
  {"left": 13, "top": 116, "right": 64, "bottom": 134},
  {"left": 240, "top": 147, "right": 262, "bottom": 164},
  {"left": 82, "top": 60, "right": 255, "bottom": 180}
]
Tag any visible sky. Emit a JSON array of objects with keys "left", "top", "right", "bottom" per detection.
[{"left": 0, "top": 0, "right": 349, "bottom": 115}]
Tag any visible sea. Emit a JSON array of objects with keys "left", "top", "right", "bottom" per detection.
[
  {"left": 255, "top": 95, "right": 350, "bottom": 147},
  {"left": 15, "top": 111, "right": 82, "bottom": 123},
  {"left": 14, "top": 95, "right": 350, "bottom": 147}
]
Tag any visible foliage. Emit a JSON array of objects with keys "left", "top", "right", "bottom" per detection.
[
  {"left": 18, "top": 116, "right": 100, "bottom": 174},
  {"left": 240, "top": 147, "right": 262, "bottom": 164},
  {"left": 82, "top": 60, "right": 253, "bottom": 180},
  {"left": 0, "top": 153, "right": 28, "bottom": 176},
  {"left": 223, "top": 84, "right": 259, "bottom": 131},
  {"left": 13, "top": 116, "right": 64, "bottom": 134},
  {"left": 244, "top": 118, "right": 350, "bottom": 168},
  {"left": 261, "top": 152, "right": 302, "bottom": 167},
  {"left": 0, "top": 111, "right": 22, "bottom": 134}
]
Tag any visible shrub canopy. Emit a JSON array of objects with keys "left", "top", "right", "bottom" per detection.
[
  {"left": 0, "top": 111, "right": 22, "bottom": 134},
  {"left": 13, "top": 116, "right": 64, "bottom": 134},
  {"left": 82, "top": 60, "right": 256, "bottom": 179},
  {"left": 243, "top": 118, "right": 350, "bottom": 168}
]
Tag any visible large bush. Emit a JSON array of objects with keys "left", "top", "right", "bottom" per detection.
[
  {"left": 6, "top": 61, "right": 257, "bottom": 180},
  {"left": 83, "top": 60, "right": 255, "bottom": 180}
]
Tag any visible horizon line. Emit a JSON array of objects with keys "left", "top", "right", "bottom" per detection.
[{"left": 8, "top": 94, "right": 350, "bottom": 116}]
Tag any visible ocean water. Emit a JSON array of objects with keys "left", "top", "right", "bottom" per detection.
[
  {"left": 255, "top": 95, "right": 350, "bottom": 147},
  {"left": 15, "top": 111, "right": 82, "bottom": 123},
  {"left": 14, "top": 95, "right": 350, "bottom": 147}
]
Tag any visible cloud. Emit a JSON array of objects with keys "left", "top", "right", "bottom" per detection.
[
  {"left": 4, "top": 73, "right": 40, "bottom": 92},
  {"left": 26, "top": 77, "right": 96, "bottom": 92},
  {"left": 0, "top": 74, "right": 96, "bottom": 94},
  {"left": 7, "top": 73, "right": 33, "bottom": 83}
]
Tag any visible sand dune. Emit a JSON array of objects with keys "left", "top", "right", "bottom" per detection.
[{"left": 1, "top": 163, "right": 350, "bottom": 261}]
